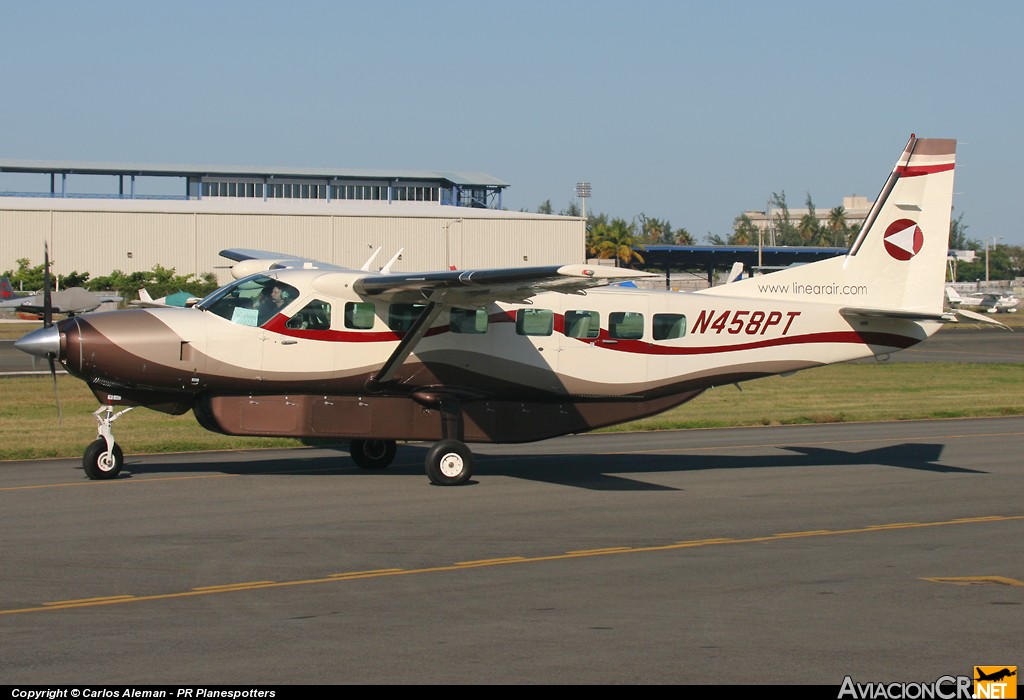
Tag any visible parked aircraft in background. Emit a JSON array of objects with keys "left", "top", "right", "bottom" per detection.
[
  {"left": 131, "top": 289, "right": 200, "bottom": 308},
  {"left": 0, "top": 277, "right": 121, "bottom": 318},
  {"left": 945, "top": 286, "right": 1019, "bottom": 313},
  {"left": 17, "top": 135, "right": 986, "bottom": 486}
]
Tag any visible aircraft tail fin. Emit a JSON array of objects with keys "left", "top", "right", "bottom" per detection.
[
  {"left": 139, "top": 289, "right": 153, "bottom": 303},
  {"left": 702, "top": 135, "right": 956, "bottom": 315},
  {"left": 1, "top": 277, "right": 16, "bottom": 301}
]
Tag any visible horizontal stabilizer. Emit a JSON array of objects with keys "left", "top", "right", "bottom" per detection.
[
  {"left": 950, "top": 307, "right": 1011, "bottom": 329},
  {"left": 840, "top": 306, "right": 951, "bottom": 322}
]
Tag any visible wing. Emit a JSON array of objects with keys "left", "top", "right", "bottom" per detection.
[
  {"left": 314, "top": 262, "right": 657, "bottom": 387},
  {"left": 348, "top": 264, "right": 657, "bottom": 305},
  {"left": 219, "top": 248, "right": 350, "bottom": 280}
]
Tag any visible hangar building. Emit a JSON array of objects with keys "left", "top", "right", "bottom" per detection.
[{"left": 0, "top": 160, "right": 584, "bottom": 284}]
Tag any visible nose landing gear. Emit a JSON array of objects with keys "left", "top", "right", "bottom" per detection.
[{"left": 82, "top": 404, "right": 134, "bottom": 480}]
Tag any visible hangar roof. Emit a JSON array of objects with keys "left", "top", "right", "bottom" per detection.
[{"left": 0, "top": 159, "right": 508, "bottom": 187}]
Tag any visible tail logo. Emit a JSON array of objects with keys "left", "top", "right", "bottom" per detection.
[{"left": 883, "top": 219, "right": 924, "bottom": 261}]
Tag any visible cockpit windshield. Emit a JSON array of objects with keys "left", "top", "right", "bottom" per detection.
[{"left": 197, "top": 274, "right": 299, "bottom": 327}]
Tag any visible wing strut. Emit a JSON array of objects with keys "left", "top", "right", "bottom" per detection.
[{"left": 366, "top": 301, "right": 446, "bottom": 389}]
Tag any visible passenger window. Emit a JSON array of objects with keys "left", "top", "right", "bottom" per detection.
[
  {"left": 450, "top": 307, "right": 488, "bottom": 334},
  {"left": 286, "top": 300, "right": 332, "bottom": 330},
  {"left": 564, "top": 310, "right": 600, "bottom": 339},
  {"left": 609, "top": 311, "right": 644, "bottom": 339},
  {"left": 516, "top": 308, "right": 554, "bottom": 336},
  {"left": 653, "top": 313, "right": 687, "bottom": 340},
  {"left": 388, "top": 303, "right": 426, "bottom": 332},
  {"left": 344, "top": 301, "right": 376, "bottom": 329}
]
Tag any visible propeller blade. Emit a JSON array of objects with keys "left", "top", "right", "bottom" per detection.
[
  {"left": 43, "top": 242, "right": 53, "bottom": 328},
  {"left": 48, "top": 354, "right": 63, "bottom": 428}
]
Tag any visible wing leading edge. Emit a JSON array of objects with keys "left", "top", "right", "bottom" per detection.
[{"left": 350, "top": 264, "right": 657, "bottom": 305}]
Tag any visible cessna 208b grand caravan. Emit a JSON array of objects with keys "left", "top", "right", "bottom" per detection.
[{"left": 17, "top": 135, "right": 972, "bottom": 485}]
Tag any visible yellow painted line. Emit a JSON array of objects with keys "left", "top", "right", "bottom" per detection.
[
  {"left": 455, "top": 557, "right": 528, "bottom": 566},
  {"left": 674, "top": 538, "right": 736, "bottom": 546},
  {"left": 44, "top": 595, "right": 134, "bottom": 606},
  {"left": 923, "top": 576, "right": 1024, "bottom": 587},
  {"left": 566, "top": 547, "right": 632, "bottom": 555},
  {"left": 329, "top": 568, "right": 404, "bottom": 578},
  {"left": 4, "top": 514, "right": 1022, "bottom": 617},
  {"left": 191, "top": 581, "right": 275, "bottom": 591}
]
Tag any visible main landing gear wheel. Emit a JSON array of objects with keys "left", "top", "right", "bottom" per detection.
[
  {"left": 83, "top": 438, "right": 124, "bottom": 480},
  {"left": 425, "top": 439, "right": 473, "bottom": 486},
  {"left": 349, "top": 439, "right": 397, "bottom": 470}
]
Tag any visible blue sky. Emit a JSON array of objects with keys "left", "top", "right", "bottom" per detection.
[{"left": 3, "top": 1, "right": 1022, "bottom": 246}]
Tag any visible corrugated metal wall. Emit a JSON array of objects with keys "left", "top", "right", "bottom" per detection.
[{"left": 0, "top": 203, "right": 584, "bottom": 284}]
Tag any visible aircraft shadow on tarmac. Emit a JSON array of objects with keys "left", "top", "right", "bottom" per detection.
[{"left": 110, "top": 440, "right": 982, "bottom": 491}]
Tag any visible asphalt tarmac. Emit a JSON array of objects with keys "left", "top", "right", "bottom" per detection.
[{"left": 2, "top": 417, "right": 1021, "bottom": 685}]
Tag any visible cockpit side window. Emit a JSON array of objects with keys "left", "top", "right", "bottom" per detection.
[{"left": 201, "top": 275, "right": 299, "bottom": 328}]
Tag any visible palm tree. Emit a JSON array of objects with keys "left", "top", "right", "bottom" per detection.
[
  {"left": 731, "top": 214, "right": 758, "bottom": 245},
  {"left": 673, "top": 226, "right": 695, "bottom": 245},
  {"left": 827, "top": 206, "right": 848, "bottom": 247},
  {"left": 797, "top": 193, "right": 820, "bottom": 244},
  {"left": 592, "top": 217, "right": 645, "bottom": 267}
]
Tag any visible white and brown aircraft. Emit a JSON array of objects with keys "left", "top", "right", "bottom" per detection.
[{"left": 16, "top": 135, "right": 971, "bottom": 485}]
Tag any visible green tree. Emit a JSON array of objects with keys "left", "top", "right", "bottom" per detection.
[
  {"left": 86, "top": 264, "right": 219, "bottom": 301},
  {"left": 673, "top": 226, "right": 695, "bottom": 245},
  {"left": 2, "top": 258, "right": 91, "bottom": 290},
  {"left": 536, "top": 199, "right": 554, "bottom": 215},
  {"left": 797, "top": 193, "right": 822, "bottom": 244},
  {"left": 769, "top": 191, "right": 800, "bottom": 246},
  {"left": 731, "top": 213, "right": 759, "bottom": 245},
  {"left": 591, "top": 216, "right": 645, "bottom": 267},
  {"left": 638, "top": 214, "right": 674, "bottom": 245},
  {"left": 561, "top": 201, "right": 581, "bottom": 217},
  {"left": 827, "top": 206, "right": 849, "bottom": 247},
  {"left": 948, "top": 210, "right": 978, "bottom": 250}
]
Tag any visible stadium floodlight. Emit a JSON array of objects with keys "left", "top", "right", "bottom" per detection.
[{"left": 575, "top": 182, "right": 591, "bottom": 220}]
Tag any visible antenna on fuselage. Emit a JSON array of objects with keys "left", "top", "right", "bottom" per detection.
[
  {"left": 360, "top": 248, "right": 382, "bottom": 272},
  {"left": 380, "top": 248, "right": 404, "bottom": 275}
]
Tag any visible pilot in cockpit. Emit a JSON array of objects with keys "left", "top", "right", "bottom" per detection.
[{"left": 256, "top": 283, "right": 291, "bottom": 325}]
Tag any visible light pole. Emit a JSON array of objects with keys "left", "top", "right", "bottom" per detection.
[
  {"left": 443, "top": 218, "right": 462, "bottom": 270},
  {"left": 575, "top": 182, "right": 591, "bottom": 221},
  {"left": 985, "top": 236, "right": 1002, "bottom": 292}
]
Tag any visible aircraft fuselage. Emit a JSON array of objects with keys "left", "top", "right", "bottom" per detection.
[{"left": 50, "top": 269, "right": 935, "bottom": 444}]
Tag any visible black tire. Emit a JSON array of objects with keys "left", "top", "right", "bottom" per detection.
[
  {"left": 350, "top": 439, "right": 397, "bottom": 470},
  {"left": 83, "top": 439, "right": 124, "bottom": 480},
  {"left": 425, "top": 439, "right": 473, "bottom": 486}
]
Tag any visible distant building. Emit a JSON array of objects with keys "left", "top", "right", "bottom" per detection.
[
  {"left": 741, "top": 195, "right": 873, "bottom": 245},
  {"left": 0, "top": 159, "right": 509, "bottom": 209},
  {"left": 0, "top": 160, "right": 583, "bottom": 284}
]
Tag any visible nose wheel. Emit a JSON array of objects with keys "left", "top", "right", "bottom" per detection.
[
  {"left": 82, "top": 404, "right": 134, "bottom": 480},
  {"left": 83, "top": 438, "right": 124, "bottom": 480}
]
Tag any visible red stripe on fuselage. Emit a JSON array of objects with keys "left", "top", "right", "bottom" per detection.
[{"left": 261, "top": 311, "right": 916, "bottom": 355}]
